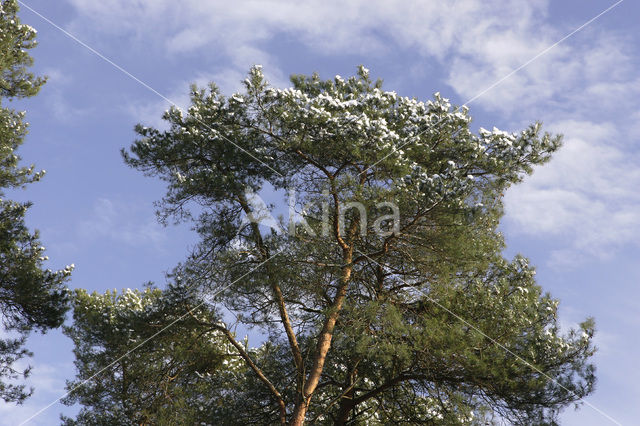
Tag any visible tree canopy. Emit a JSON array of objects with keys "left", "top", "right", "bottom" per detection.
[
  {"left": 61, "top": 286, "right": 229, "bottom": 425},
  {"left": 0, "top": 0, "right": 71, "bottom": 403},
  {"left": 64, "top": 65, "right": 596, "bottom": 424}
]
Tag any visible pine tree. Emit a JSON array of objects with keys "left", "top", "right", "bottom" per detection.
[
  {"left": 69, "top": 65, "right": 595, "bottom": 424},
  {"left": 61, "top": 286, "right": 230, "bottom": 425},
  {"left": 0, "top": 0, "right": 71, "bottom": 403}
]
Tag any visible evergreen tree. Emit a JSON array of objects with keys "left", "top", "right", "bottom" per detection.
[
  {"left": 68, "top": 66, "right": 595, "bottom": 424},
  {"left": 0, "top": 0, "right": 71, "bottom": 403},
  {"left": 61, "top": 286, "right": 231, "bottom": 425}
]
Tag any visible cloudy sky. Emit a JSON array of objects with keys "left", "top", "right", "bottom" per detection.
[{"left": 5, "top": 0, "right": 639, "bottom": 424}]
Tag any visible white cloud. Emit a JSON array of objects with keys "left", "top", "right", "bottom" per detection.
[
  {"left": 78, "top": 198, "right": 166, "bottom": 247},
  {"left": 64, "top": 0, "right": 637, "bottom": 115},
  {"left": 504, "top": 120, "right": 640, "bottom": 264},
  {"left": 41, "top": 67, "right": 90, "bottom": 122}
]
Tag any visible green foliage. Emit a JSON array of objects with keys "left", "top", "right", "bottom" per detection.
[
  {"left": 0, "top": 0, "right": 45, "bottom": 190},
  {"left": 307, "top": 257, "right": 595, "bottom": 424},
  {"left": 70, "top": 66, "right": 593, "bottom": 424},
  {"left": 0, "top": 0, "right": 70, "bottom": 403},
  {"left": 61, "top": 286, "right": 232, "bottom": 425},
  {"left": 0, "top": 0, "right": 44, "bottom": 100}
]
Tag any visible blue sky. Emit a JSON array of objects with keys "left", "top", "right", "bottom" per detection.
[{"left": 4, "top": 0, "right": 639, "bottom": 424}]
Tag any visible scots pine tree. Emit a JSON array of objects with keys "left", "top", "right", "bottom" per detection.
[
  {"left": 0, "top": 0, "right": 71, "bottom": 403},
  {"left": 70, "top": 66, "right": 595, "bottom": 424}
]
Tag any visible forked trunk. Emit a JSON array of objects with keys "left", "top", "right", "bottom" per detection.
[{"left": 289, "top": 257, "right": 353, "bottom": 425}]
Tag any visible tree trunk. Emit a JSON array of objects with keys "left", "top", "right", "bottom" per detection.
[{"left": 289, "top": 252, "right": 353, "bottom": 425}]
